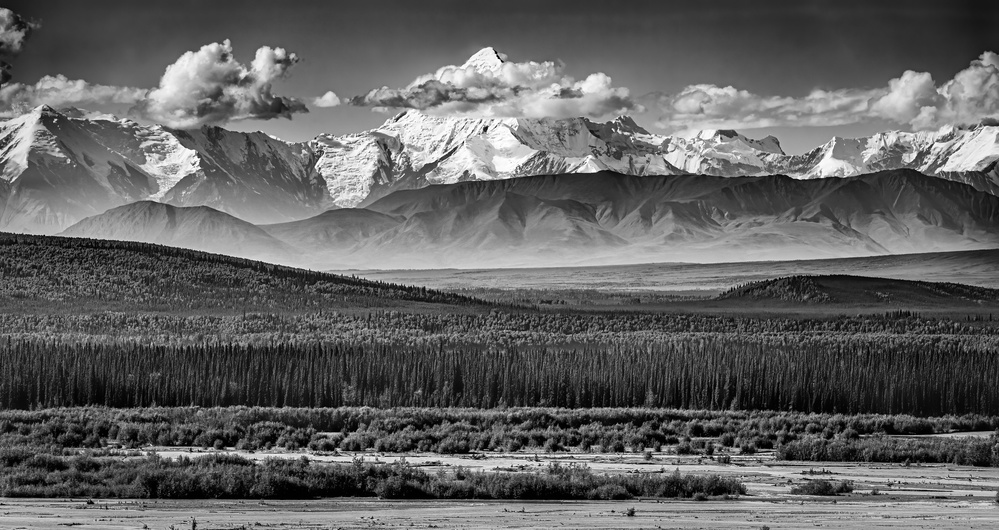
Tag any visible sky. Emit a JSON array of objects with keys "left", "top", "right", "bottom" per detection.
[{"left": 0, "top": 0, "right": 996, "bottom": 154}]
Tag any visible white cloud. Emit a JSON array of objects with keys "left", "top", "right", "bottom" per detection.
[
  {"left": 134, "top": 39, "right": 308, "bottom": 128},
  {"left": 652, "top": 84, "right": 879, "bottom": 132},
  {"left": 869, "top": 70, "right": 940, "bottom": 124},
  {"left": 0, "top": 7, "right": 37, "bottom": 57},
  {"left": 905, "top": 51, "right": 999, "bottom": 129},
  {"left": 0, "top": 7, "right": 40, "bottom": 86},
  {"left": 350, "top": 47, "right": 637, "bottom": 119},
  {"left": 312, "top": 90, "right": 341, "bottom": 108},
  {"left": 0, "top": 74, "right": 145, "bottom": 115},
  {"left": 655, "top": 51, "right": 999, "bottom": 132}
]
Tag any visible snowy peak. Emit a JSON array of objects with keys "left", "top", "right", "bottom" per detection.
[
  {"left": 781, "top": 126, "right": 999, "bottom": 190},
  {"left": 461, "top": 47, "right": 506, "bottom": 73},
  {"left": 695, "top": 129, "right": 784, "bottom": 155}
]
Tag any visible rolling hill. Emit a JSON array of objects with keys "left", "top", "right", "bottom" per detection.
[
  {"left": 0, "top": 232, "right": 483, "bottom": 314},
  {"left": 717, "top": 275, "right": 999, "bottom": 306}
]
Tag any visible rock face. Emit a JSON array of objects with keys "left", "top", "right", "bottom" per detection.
[{"left": 63, "top": 169, "right": 999, "bottom": 269}]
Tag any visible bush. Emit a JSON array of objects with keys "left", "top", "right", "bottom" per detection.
[
  {"left": 591, "top": 484, "right": 632, "bottom": 500},
  {"left": 790, "top": 479, "right": 853, "bottom": 496}
]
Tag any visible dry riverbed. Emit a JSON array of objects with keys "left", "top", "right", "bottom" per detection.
[{"left": 2, "top": 449, "right": 998, "bottom": 529}]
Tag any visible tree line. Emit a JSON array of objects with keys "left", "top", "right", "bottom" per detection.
[{"left": 2, "top": 335, "right": 997, "bottom": 415}]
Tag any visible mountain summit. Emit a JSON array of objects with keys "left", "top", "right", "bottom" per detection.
[{"left": 461, "top": 47, "right": 506, "bottom": 72}]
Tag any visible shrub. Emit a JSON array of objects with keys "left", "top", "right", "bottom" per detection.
[
  {"left": 591, "top": 484, "right": 632, "bottom": 500},
  {"left": 790, "top": 479, "right": 853, "bottom": 496}
]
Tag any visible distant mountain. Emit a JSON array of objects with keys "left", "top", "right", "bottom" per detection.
[
  {"left": 768, "top": 128, "right": 999, "bottom": 193},
  {"left": 60, "top": 201, "right": 297, "bottom": 264},
  {"left": 0, "top": 105, "right": 328, "bottom": 234},
  {"left": 0, "top": 50, "right": 997, "bottom": 235},
  {"left": 256, "top": 169, "right": 999, "bottom": 269}
]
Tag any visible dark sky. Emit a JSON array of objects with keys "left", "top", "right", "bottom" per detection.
[{"left": 5, "top": 0, "right": 994, "bottom": 153}]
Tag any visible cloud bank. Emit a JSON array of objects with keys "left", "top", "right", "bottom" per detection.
[
  {"left": 0, "top": 74, "right": 145, "bottom": 115},
  {"left": 654, "top": 51, "right": 999, "bottom": 132},
  {"left": 134, "top": 39, "right": 308, "bottom": 128},
  {"left": 349, "top": 47, "right": 638, "bottom": 119}
]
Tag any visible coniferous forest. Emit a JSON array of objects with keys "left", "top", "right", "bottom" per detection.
[{"left": 2, "top": 233, "right": 999, "bottom": 502}]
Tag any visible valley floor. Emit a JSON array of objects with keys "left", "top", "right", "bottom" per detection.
[
  {"left": 4, "top": 450, "right": 997, "bottom": 529},
  {"left": 345, "top": 248, "right": 999, "bottom": 294},
  {"left": 3, "top": 489, "right": 997, "bottom": 529}
]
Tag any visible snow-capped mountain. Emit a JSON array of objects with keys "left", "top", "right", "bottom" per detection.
[
  {"left": 770, "top": 127, "right": 999, "bottom": 194},
  {"left": 0, "top": 50, "right": 997, "bottom": 235},
  {"left": 0, "top": 105, "right": 329, "bottom": 233},
  {"left": 314, "top": 110, "right": 683, "bottom": 208}
]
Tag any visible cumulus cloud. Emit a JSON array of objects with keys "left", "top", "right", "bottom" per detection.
[
  {"left": 349, "top": 47, "right": 638, "bottom": 119},
  {"left": 134, "top": 39, "right": 308, "bottom": 128},
  {"left": 902, "top": 51, "right": 999, "bottom": 129},
  {"left": 0, "top": 7, "right": 40, "bottom": 86},
  {"left": 0, "top": 74, "right": 145, "bottom": 116},
  {"left": 0, "top": 7, "right": 37, "bottom": 57},
  {"left": 655, "top": 51, "right": 999, "bottom": 132},
  {"left": 312, "top": 90, "right": 341, "bottom": 108}
]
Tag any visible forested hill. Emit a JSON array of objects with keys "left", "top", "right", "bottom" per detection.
[
  {"left": 0, "top": 233, "right": 485, "bottom": 313},
  {"left": 718, "top": 275, "right": 999, "bottom": 305}
]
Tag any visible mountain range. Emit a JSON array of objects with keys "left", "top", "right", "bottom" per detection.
[
  {"left": 58, "top": 169, "right": 999, "bottom": 269},
  {"left": 1, "top": 48, "right": 998, "bottom": 268},
  {"left": 1, "top": 49, "right": 998, "bottom": 237}
]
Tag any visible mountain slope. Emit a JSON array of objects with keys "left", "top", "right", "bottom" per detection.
[
  {"left": 59, "top": 201, "right": 298, "bottom": 264},
  {"left": 0, "top": 106, "right": 156, "bottom": 233},
  {"left": 0, "top": 106, "right": 330, "bottom": 234},
  {"left": 262, "top": 169, "right": 999, "bottom": 269}
]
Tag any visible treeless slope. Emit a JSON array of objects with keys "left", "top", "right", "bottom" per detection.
[
  {"left": 59, "top": 201, "right": 299, "bottom": 265},
  {"left": 328, "top": 169, "right": 999, "bottom": 267}
]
